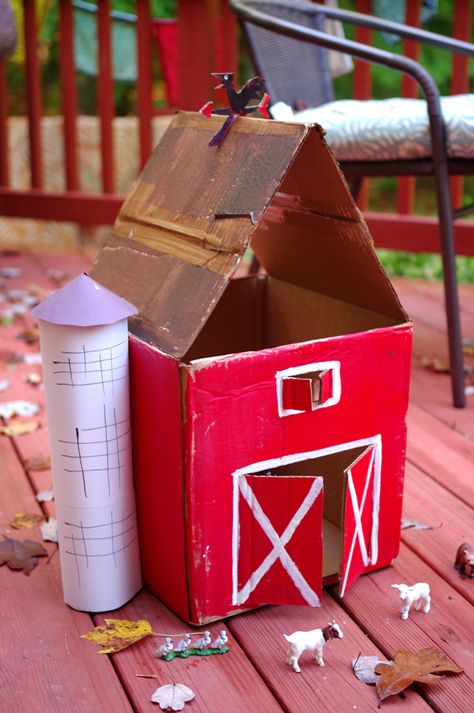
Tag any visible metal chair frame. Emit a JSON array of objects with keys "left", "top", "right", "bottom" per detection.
[{"left": 231, "top": 0, "right": 474, "bottom": 408}]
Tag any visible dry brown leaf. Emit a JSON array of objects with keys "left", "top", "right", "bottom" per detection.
[
  {"left": 0, "top": 537, "right": 48, "bottom": 574},
  {"left": 421, "top": 356, "right": 451, "bottom": 373},
  {"left": 82, "top": 619, "right": 153, "bottom": 654},
  {"left": 24, "top": 455, "right": 51, "bottom": 471},
  {"left": 375, "top": 648, "right": 463, "bottom": 702},
  {"left": 462, "top": 338, "right": 474, "bottom": 356},
  {"left": 16, "top": 327, "right": 39, "bottom": 345},
  {"left": 1, "top": 421, "right": 41, "bottom": 437},
  {"left": 10, "top": 513, "right": 44, "bottom": 529},
  {"left": 422, "top": 356, "right": 473, "bottom": 376}
]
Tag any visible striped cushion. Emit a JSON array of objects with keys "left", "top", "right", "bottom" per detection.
[{"left": 271, "top": 94, "right": 474, "bottom": 161}]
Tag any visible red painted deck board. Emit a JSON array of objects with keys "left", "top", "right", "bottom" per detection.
[
  {"left": 0, "top": 433, "right": 133, "bottom": 713},
  {"left": 0, "top": 252, "right": 472, "bottom": 712}
]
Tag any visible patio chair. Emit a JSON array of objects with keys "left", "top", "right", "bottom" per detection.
[{"left": 230, "top": 0, "right": 474, "bottom": 408}]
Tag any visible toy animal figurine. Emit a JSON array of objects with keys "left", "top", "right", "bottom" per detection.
[
  {"left": 153, "top": 637, "right": 173, "bottom": 658},
  {"left": 283, "top": 621, "right": 343, "bottom": 673},
  {"left": 194, "top": 631, "right": 212, "bottom": 650},
  {"left": 174, "top": 633, "right": 192, "bottom": 653},
  {"left": 391, "top": 582, "right": 431, "bottom": 620},
  {"left": 211, "top": 630, "right": 228, "bottom": 651},
  {"left": 454, "top": 542, "right": 474, "bottom": 578}
]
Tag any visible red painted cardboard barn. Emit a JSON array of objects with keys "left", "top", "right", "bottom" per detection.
[{"left": 90, "top": 112, "right": 412, "bottom": 625}]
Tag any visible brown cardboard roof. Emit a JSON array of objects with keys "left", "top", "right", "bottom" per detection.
[{"left": 90, "top": 111, "right": 407, "bottom": 357}]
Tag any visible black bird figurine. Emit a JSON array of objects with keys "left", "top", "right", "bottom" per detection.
[{"left": 200, "top": 72, "right": 270, "bottom": 147}]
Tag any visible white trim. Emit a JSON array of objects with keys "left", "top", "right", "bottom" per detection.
[
  {"left": 233, "top": 476, "right": 323, "bottom": 606},
  {"left": 275, "top": 360, "right": 341, "bottom": 417},
  {"left": 231, "top": 435, "right": 382, "bottom": 605},
  {"left": 339, "top": 445, "right": 375, "bottom": 597}
]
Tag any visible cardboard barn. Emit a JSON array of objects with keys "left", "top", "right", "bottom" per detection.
[{"left": 90, "top": 112, "right": 412, "bottom": 625}]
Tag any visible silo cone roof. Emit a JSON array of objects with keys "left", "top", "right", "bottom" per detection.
[{"left": 31, "top": 273, "right": 138, "bottom": 327}]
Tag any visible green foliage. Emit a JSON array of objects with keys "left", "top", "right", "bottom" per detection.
[{"left": 377, "top": 249, "right": 474, "bottom": 283}]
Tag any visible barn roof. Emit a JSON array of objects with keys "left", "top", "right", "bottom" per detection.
[{"left": 90, "top": 111, "right": 406, "bottom": 357}]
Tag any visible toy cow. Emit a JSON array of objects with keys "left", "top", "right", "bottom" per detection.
[
  {"left": 391, "top": 582, "right": 431, "bottom": 620},
  {"left": 454, "top": 543, "right": 474, "bottom": 578},
  {"left": 283, "top": 621, "right": 343, "bottom": 673}
]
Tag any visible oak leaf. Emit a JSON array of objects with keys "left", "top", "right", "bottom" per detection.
[
  {"left": 151, "top": 683, "right": 195, "bottom": 710},
  {"left": 0, "top": 537, "right": 48, "bottom": 574},
  {"left": 375, "top": 648, "right": 463, "bottom": 702},
  {"left": 82, "top": 619, "right": 153, "bottom": 654},
  {"left": 10, "top": 512, "right": 44, "bottom": 529}
]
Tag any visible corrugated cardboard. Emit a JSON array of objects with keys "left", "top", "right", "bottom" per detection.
[{"left": 90, "top": 112, "right": 412, "bottom": 624}]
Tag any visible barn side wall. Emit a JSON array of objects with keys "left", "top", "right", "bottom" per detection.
[{"left": 129, "top": 337, "right": 190, "bottom": 620}]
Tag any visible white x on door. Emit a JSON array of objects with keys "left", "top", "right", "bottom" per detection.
[
  {"left": 232, "top": 475, "right": 324, "bottom": 608},
  {"left": 340, "top": 444, "right": 379, "bottom": 596}
]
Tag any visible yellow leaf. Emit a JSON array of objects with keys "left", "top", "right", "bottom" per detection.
[
  {"left": 10, "top": 513, "right": 44, "bottom": 529},
  {"left": 1, "top": 421, "right": 41, "bottom": 437},
  {"left": 82, "top": 619, "right": 153, "bottom": 654}
]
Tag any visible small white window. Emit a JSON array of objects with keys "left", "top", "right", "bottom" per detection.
[{"left": 276, "top": 361, "right": 341, "bottom": 417}]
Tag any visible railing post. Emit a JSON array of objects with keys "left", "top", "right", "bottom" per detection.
[
  {"left": 59, "top": 0, "right": 79, "bottom": 191},
  {"left": 97, "top": 0, "right": 115, "bottom": 193},
  {"left": 136, "top": 0, "right": 153, "bottom": 168},
  {"left": 0, "top": 63, "right": 8, "bottom": 186},
  {"left": 24, "top": 0, "right": 43, "bottom": 189},
  {"left": 396, "top": 0, "right": 421, "bottom": 216},
  {"left": 353, "top": 0, "right": 372, "bottom": 210}
]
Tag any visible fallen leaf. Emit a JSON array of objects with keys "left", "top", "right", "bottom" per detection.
[
  {"left": 1, "top": 421, "right": 41, "bottom": 437},
  {"left": 23, "top": 353, "right": 42, "bottom": 365},
  {"left": 40, "top": 518, "right": 58, "bottom": 543},
  {"left": 10, "top": 513, "right": 44, "bottom": 529},
  {"left": 46, "top": 268, "right": 69, "bottom": 286},
  {"left": 352, "top": 655, "right": 391, "bottom": 684},
  {"left": 462, "top": 338, "right": 474, "bottom": 356},
  {"left": 36, "top": 489, "right": 54, "bottom": 502},
  {"left": 0, "top": 267, "right": 22, "bottom": 278},
  {"left": 16, "top": 327, "right": 39, "bottom": 345},
  {"left": 151, "top": 684, "right": 195, "bottom": 711},
  {"left": 421, "top": 356, "right": 473, "bottom": 376},
  {"left": 421, "top": 356, "right": 450, "bottom": 373},
  {"left": 25, "top": 373, "right": 42, "bottom": 386},
  {"left": 25, "top": 455, "right": 51, "bottom": 471},
  {"left": 375, "top": 648, "right": 463, "bottom": 702},
  {"left": 401, "top": 518, "right": 439, "bottom": 531},
  {"left": 0, "top": 400, "right": 40, "bottom": 419},
  {"left": 82, "top": 619, "right": 153, "bottom": 654},
  {"left": 0, "top": 312, "right": 16, "bottom": 326},
  {"left": 0, "top": 537, "right": 48, "bottom": 574}
]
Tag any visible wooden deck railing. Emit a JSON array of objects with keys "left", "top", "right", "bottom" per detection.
[{"left": 0, "top": 0, "right": 472, "bottom": 254}]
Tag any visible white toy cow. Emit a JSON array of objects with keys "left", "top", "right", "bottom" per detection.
[
  {"left": 391, "top": 582, "right": 431, "bottom": 620},
  {"left": 283, "top": 621, "right": 343, "bottom": 673}
]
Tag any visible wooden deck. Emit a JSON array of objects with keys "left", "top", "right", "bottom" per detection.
[{"left": 0, "top": 249, "right": 472, "bottom": 713}]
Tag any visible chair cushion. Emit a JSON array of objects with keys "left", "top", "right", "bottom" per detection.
[{"left": 271, "top": 95, "right": 474, "bottom": 161}]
